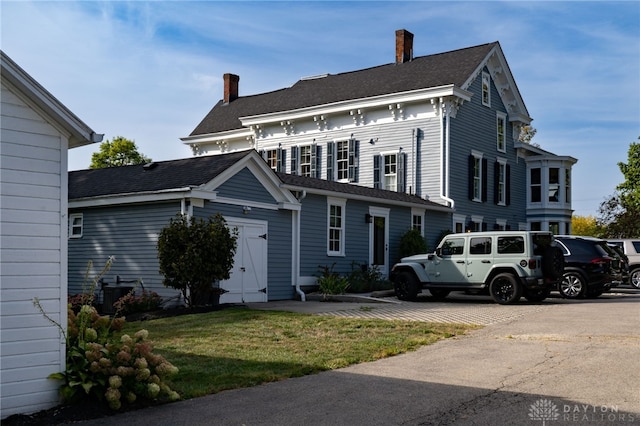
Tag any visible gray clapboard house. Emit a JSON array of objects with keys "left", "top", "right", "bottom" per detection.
[
  {"left": 67, "top": 150, "right": 451, "bottom": 305},
  {"left": 182, "top": 29, "right": 577, "bottom": 242},
  {"left": 1, "top": 51, "right": 102, "bottom": 418}
]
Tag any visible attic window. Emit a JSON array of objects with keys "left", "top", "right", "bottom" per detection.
[{"left": 482, "top": 72, "right": 491, "bottom": 107}]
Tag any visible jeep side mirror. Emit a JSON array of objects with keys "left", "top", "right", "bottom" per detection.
[{"left": 435, "top": 247, "right": 442, "bottom": 257}]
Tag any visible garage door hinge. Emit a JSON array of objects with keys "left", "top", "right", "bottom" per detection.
[
  {"left": 259, "top": 287, "right": 267, "bottom": 293},
  {"left": 259, "top": 233, "right": 267, "bottom": 240}
]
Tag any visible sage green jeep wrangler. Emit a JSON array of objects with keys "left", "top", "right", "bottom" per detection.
[{"left": 390, "top": 231, "right": 564, "bottom": 304}]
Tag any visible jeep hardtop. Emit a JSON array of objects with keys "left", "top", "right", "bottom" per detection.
[{"left": 390, "top": 231, "right": 564, "bottom": 304}]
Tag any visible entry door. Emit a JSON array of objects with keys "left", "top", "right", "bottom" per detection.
[
  {"left": 220, "top": 219, "right": 268, "bottom": 303},
  {"left": 369, "top": 207, "right": 390, "bottom": 277}
]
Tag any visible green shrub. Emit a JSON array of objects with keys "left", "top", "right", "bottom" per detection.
[
  {"left": 347, "top": 261, "right": 389, "bottom": 293},
  {"left": 316, "top": 264, "right": 350, "bottom": 295},
  {"left": 157, "top": 213, "right": 238, "bottom": 307},
  {"left": 113, "top": 290, "right": 163, "bottom": 316},
  {"left": 398, "top": 228, "right": 428, "bottom": 259}
]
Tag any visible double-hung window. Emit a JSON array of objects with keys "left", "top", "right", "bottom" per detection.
[
  {"left": 327, "top": 140, "right": 358, "bottom": 182},
  {"left": 469, "top": 151, "right": 486, "bottom": 202},
  {"left": 260, "top": 147, "right": 283, "bottom": 172},
  {"left": 482, "top": 72, "right": 491, "bottom": 107},
  {"left": 496, "top": 112, "right": 506, "bottom": 152},
  {"left": 374, "top": 150, "right": 406, "bottom": 192},
  {"left": 530, "top": 168, "right": 541, "bottom": 203},
  {"left": 411, "top": 208, "right": 424, "bottom": 235},
  {"left": 565, "top": 169, "right": 571, "bottom": 203},
  {"left": 69, "top": 213, "right": 83, "bottom": 239},
  {"left": 549, "top": 168, "right": 559, "bottom": 202},
  {"left": 291, "top": 144, "right": 318, "bottom": 177},
  {"left": 494, "top": 157, "right": 510, "bottom": 206},
  {"left": 327, "top": 197, "right": 346, "bottom": 256}
]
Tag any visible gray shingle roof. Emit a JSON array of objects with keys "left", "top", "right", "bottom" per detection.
[
  {"left": 190, "top": 42, "right": 497, "bottom": 136},
  {"left": 69, "top": 151, "right": 252, "bottom": 200}
]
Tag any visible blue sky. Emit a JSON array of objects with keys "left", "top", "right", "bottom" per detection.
[{"left": 2, "top": 1, "right": 639, "bottom": 217}]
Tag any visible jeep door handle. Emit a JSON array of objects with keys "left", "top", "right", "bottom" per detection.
[
  {"left": 456, "top": 260, "right": 465, "bottom": 264},
  {"left": 481, "top": 260, "right": 491, "bottom": 263}
]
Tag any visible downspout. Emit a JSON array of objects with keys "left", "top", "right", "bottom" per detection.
[
  {"left": 439, "top": 98, "right": 455, "bottom": 209},
  {"left": 294, "top": 190, "right": 307, "bottom": 301},
  {"left": 411, "top": 128, "right": 416, "bottom": 195}
]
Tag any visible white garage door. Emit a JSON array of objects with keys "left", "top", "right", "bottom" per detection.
[{"left": 220, "top": 218, "right": 268, "bottom": 303}]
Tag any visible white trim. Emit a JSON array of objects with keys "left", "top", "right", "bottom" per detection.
[
  {"left": 327, "top": 197, "right": 346, "bottom": 257},
  {"left": 69, "top": 213, "right": 83, "bottom": 238}
]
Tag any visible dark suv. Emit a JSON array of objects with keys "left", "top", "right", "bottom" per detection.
[{"left": 554, "top": 235, "right": 623, "bottom": 298}]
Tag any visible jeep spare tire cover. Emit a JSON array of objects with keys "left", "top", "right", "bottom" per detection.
[{"left": 542, "top": 246, "right": 564, "bottom": 279}]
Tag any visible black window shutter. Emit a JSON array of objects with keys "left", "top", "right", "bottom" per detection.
[
  {"left": 348, "top": 139, "right": 359, "bottom": 182},
  {"left": 373, "top": 155, "right": 381, "bottom": 189},
  {"left": 315, "top": 144, "right": 321, "bottom": 179},
  {"left": 482, "top": 222, "right": 488, "bottom": 231},
  {"left": 482, "top": 158, "right": 488, "bottom": 202},
  {"left": 506, "top": 164, "right": 511, "bottom": 206},
  {"left": 494, "top": 161, "right": 500, "bottom": 204},
  {"left": 310, "top": 144, "right": 317, "bottom": 178},
  {"left": 468, "top": 155, "right": 475, "bottom": 200},
  {"left": 398, "top": 152, "right": 407, "bottom": 193},
  {"left": 326, "top": 142, "right": 334, "bottom": 181},
  {"left": 277, "top": 147, "right": 284, "bottom": 173},
  {"left": 290, "top": 146, "right": 298, "bottom": 175},
  {"left": 259, "top": 149, "right": 266, "bottom": 161}
]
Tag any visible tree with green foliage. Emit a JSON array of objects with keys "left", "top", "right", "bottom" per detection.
[
  {"left": 89, "top": 136, "right": 151, "bottom": 168},
  {"left": 157, "top": 214, "right": 238, "bottom": 307},
  {"left": 598, "top": 138, "right": 640, "bottom": 238},
  {"left": 571, "top": 215, "right": 604, "bottom": 237}
]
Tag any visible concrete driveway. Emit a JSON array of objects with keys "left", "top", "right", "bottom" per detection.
[{"left": 80, "top": 289, "right": 640, "bottom": 425}]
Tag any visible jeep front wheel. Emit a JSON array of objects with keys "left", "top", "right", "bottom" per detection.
[
  {"left": 489, "top": 273, "right": 522, "bottom": 305},
  {"left": 394, "top": 271, "right": 420, "bottom": 301}
]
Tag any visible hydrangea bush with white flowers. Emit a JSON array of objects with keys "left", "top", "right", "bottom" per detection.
[{"left": 34, "top": 257, "right": 180, "bottom": 410}]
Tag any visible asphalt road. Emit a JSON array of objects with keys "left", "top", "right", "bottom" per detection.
[{"left": 80, "top": 289, "right": 640, "bottom": 426}]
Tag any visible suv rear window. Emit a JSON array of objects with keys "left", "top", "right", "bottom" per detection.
[{"left": 497, "top": 236, "right": 524, "bottom": 254}]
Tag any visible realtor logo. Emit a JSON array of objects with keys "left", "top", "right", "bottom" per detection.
[{"left": 529, "top": 398, "right": 560, "bottom": 425}]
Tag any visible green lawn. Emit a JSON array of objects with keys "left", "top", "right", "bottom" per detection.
[{"left": 122, "top": 307, "right": 478, "bottom": 399}]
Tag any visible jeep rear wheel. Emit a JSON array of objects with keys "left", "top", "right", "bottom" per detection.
[
  {"left": 559, "top": 271, "right": 586, "bottom": 299},
  {"left": 489, "top": 273, "right": 522, "bottom": 304},
  {"left": 394, "top": 271, "right": 420, "bottom": 301},
  {"left": 542, "top": 246, "right": 564, "bottom": 280},
  {"left": 429, "top": 289, "right": 450, "bottom": 300}
]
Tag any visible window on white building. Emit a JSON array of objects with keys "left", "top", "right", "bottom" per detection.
[
  {"left": 530, "top": 168, "right": 541, "bottom": 203},
  {"left": 549, "top": 168, "right": 559, "bottom": 202}
]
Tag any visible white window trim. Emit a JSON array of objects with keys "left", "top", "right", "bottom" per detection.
[
  {"left": 496, "top": 219, "right": 507, "bottom": 230},
  {"left": 327, "top": 197, "right": 346, "bottom": 256},
  {"left": 380, "top": 150, "right": 399, "bottom": 192},
  {"left": 411, "top": 208, "right": 425, "bottom": 236},
  {"left": 335, "top": 140, "right": 350, "bottom": 182},
  {"left": 471, "top": 215, "right": 484, "bottom": 232},
  {"left": 298, "top": 143, "right": 314, "bottom": 177},
  {"left": 482, "top": 72, "right": 491, "bottom": 107},
  {"left": 471, "top": 150, "right": 483, "bottom": 202},
  {"left": 453, "top": 214, "right": 466, "bottom": 234},
  {"left": 69, "top": 213, "right": 83, "bottom": 239},
  {"left": 496, "top": 112, "right": 507, "bottom": 152},
  {"left": 496, "top": 156, "right": 507, "bottom": 206}
]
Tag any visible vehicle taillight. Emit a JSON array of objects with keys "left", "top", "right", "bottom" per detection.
[
  {"left": 590, "top": 257, "right": 611, "bottom": 265},
  {"left": 528, "top": 259, "right": 538, "bottom": 269}
]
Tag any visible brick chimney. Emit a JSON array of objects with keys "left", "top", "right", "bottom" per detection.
[
  {"left": 395, "top": 29, "right": 414, "bottom": 63},
  {"left": 223, "top": 73, "right": 239, "bottom": 103}
]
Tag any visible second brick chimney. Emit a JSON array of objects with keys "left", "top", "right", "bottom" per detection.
[
  {"left": 395, "top": 29, "right": 414, "bottom": 64},
  {"left": 223, "top": 73, "right": 239, "bottom": 103}
]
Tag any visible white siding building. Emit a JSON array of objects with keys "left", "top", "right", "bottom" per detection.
[{"left": 1, "top": 51, "right": 102, "bottom": 418}]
